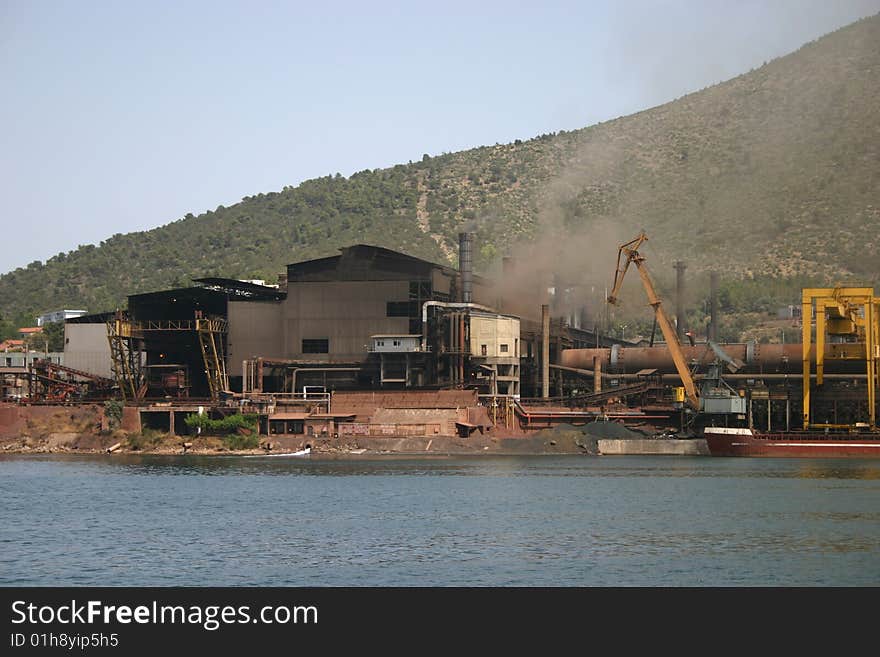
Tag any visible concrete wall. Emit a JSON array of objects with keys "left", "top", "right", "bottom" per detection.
[
  {"left": 598, "top": 439, "right": 710, "bottom": 456},
  {"left": 1, "top": 352, "right": 63, "bottom": 368},
  {"left": 227, "top": 300, "right": 284, "bottom": 377},
  {"left": 64, "top": 323, "right": 112, "bottom": 378},
  {"left": 283, "top": 280, "right": 410, "bottom": 362},
  {"left": 470, "top": 314, "right": 520, "bottom": 358}
]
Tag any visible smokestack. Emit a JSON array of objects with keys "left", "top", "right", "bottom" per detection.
[
  {"left": 542, "top": 304, "right": 550, "bottom": 399},
  {"left": 674, "top": 260, "right": 687, "bottom": 338},
  {"left": 501, "top": 256, "right": 515, "bottom": 313},
  {"left": 710, "top": 271, "right": 719, "bottom": 342},
  {"left": 458, "top": 232, "right": 473, "bottom": 303}
]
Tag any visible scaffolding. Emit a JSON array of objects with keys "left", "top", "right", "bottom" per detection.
[
  {"left": 107, "top": 311, "right": 142, "bottom": 402},
  {"left": 106, "top": 314, "right": 228, "bottom": 401},
  {"left": 197, "top": 317, "right": 229, "bottom": 400}
]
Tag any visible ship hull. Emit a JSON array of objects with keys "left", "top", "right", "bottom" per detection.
[{"left": 704, "top": 428, "right": 880, "bottom": 458}]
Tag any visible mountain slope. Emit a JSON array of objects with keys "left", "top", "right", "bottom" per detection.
[{"left": 1, "top": 13, "right": 878, "bottom": 326}]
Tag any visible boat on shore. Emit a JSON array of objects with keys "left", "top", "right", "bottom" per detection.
[
  {"left": 704, "top": 427, "right": 880, "bottom": 458},
  {"left": 244, "top": 447, "right": 311, "bottom": 458}
]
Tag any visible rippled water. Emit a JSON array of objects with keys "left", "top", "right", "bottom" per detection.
[{"left": 1, "top": 454, "right": 879, "bottom": 586}]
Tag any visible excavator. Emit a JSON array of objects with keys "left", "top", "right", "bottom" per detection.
[{"left": 606, "top": 231, "right": 745, "bottom": 427}]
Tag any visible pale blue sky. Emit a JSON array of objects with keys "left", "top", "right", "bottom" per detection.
[{"left": 2, "top": 0, "right": 879, "bottom": 274}]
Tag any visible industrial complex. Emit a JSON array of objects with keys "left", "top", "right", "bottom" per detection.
[{"left": 3, "top": 231, "right": 880, "bottom": 457}]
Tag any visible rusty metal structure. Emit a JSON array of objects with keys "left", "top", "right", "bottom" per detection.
[
  {"left": 607, "top": 231, "right": 700, "bottom": 409},
  {"left": 27, "top": 359, "right": 115, "bottom": 402},
  {"left": 561, "top": 342, "right": 863, "bottom": 375},
  {"left": 106, "top": 312, "right": 228, "bottom": 402}
]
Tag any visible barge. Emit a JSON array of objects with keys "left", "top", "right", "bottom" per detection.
[{"left": 704, "top": 426, "right": 880, "bottom": 458}]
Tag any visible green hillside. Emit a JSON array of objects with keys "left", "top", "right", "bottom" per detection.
[{"left": 1, "top": 14, "right": 878, "bottom": 334}]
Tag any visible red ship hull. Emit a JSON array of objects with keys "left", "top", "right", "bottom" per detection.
[{"left": 704, "top": 428, "right": 880, "bottom": 458}]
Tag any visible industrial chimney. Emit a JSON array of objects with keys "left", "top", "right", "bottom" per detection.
[
  {"left": 709, "top": 271, "right": 719, "bottom": 342},
  {"left": 674, "top": 260, "right": 687, "bottom": 339},
  {"left": 459, "top": 232, "right": 473, "bottom": 303}
]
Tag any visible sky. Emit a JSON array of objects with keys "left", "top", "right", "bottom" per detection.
[{"left": 2, "top": 0, "right": 879, "bottom": 275}]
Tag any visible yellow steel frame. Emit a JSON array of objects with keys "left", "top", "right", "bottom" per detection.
[{"left": 802, "top": 287, "right": 879, "bottom": 429}]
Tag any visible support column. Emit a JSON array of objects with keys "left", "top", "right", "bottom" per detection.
[
  {"left": 802, "top": 293, "right": 812, "bottom": 428},
  {"left": 542, "top": 304, "right": 550, "bottom": 399}
]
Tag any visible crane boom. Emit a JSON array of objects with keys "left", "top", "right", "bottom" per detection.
[{"left": 606, "top": 231, "right": 700, "bottom": 410}]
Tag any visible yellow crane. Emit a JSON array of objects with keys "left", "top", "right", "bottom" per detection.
[
  {"left": 607, "top": 231, "right": 700, "bottom": 410},
  {"left": 801, "top": 287, "right": 879, "bottom": 429}
]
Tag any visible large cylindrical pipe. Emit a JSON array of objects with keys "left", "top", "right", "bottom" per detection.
[
  {"left": 459, "top": 312, "right": 466, "bottom": 384},
  {"left": 459, "top": 232, "right": 473, "bottom": 303},
  {"left": 542, "top": 304, "right": 550, "bottom": 398},
  {"left": 561, "top": 343, "right": 864, "bottom": 374}
]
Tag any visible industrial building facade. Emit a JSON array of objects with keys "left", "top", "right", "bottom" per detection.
[
  {"left": 228, "top": 244, "right": 512, "bottom": 393},
  {"left": 57, "top": 239, "right": 630, "bottom": 402}
]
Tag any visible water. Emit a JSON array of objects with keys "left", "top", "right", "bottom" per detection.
[{"left": 1, "top": 454, "right": 879, "bottom": 586}]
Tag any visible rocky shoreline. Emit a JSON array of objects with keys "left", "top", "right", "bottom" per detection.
[
  {"left": 2, "top": 403, "right": 704, "bottom": 457},
  {"left": 0, "top": 429, "right": 597, "bottom": 457},
  {"left": 0, "top": 402, "right": 608, "bottom": 456}
]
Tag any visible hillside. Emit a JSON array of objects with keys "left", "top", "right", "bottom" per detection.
[{"left": 1, "top": 14, "right": 878, "bottom": 331}]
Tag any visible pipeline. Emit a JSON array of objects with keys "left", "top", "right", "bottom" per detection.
[
  {"left": 421, "top": 301, "right": 494, "bottom": 350},
  {"left": 561, "top": 343, "right": 867, "bottom": 375}
]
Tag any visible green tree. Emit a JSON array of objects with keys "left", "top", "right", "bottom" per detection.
[{"left": 43, "top": 321, "right": 65, "bottom": 351}]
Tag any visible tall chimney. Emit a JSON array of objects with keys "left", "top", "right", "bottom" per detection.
[
  {"left": 674, "top": 260, "right": 687, "bottom": 339},
  {"left": 501, "top": 256, "right": 515, "bottom": 313},
  {"left": 542, "top": 304, "right": 550, "bottom": 399},
  {"left": 458, "top": 232, "right": 473, "bottom": 303},
  {"left": 710, "top": 271, "right": 719, "bottom": 342}
]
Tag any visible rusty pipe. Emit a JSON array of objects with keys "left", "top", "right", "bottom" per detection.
[{"left": 561, "top": 343, "right": 866, "bottom": 374}]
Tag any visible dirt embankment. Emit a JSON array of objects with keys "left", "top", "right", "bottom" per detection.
[{"left": 0, "top": 403, "right": 601, "bottom": 456}]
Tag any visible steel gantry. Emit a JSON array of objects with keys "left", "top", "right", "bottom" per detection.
[{"left": 801, "top": 287, "right": 880, "bottom": 429}]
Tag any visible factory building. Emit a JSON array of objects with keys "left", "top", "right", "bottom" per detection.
[
  {"left": 71, "top": 236, "right": 625, "bottom": 403},
  {"left": 229, "top": 243, "right": 518, "bottom": 394}
]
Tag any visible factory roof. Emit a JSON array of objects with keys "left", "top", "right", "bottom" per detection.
[
  {"left": 286, "top": 244, "right": 489, "bottom": 284},
  {"left": 193, "top": 277, "right": 286, "bottom": 301}
]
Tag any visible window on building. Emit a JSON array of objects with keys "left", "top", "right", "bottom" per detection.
[
  {"left": 393, "top": 340, "right": 401, "bottom": 347},
  {"left": 500, "top": 344, "right": 509, "bottom": 353},
  {"left": 481, "top": 344, "right": 487, "bottom": 356},
  {"left": 387, "top": 301, "right": 418, "bottom": 317},
  {"left": 302, "top": 339, "right": 329, "bottom": 354},
  {"left": 377, "top": 340, "right": 385, "bottom": 347}
]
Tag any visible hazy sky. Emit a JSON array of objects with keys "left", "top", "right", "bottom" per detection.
[{"left": 2, "top": 0, "right": 879, "bottom": 274}]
